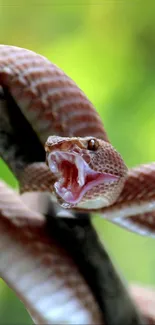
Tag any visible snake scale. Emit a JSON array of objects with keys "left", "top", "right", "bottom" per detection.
[{"left": 0, "top": 45, "right": 155, "bottom": 324}]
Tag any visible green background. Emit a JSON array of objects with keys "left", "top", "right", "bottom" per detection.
[{"left": 1, "top": 1, "right": 155, "bottom": 323}]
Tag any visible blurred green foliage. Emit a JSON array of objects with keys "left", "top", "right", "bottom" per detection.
[{"left": 1, "top": 1, "right": 155, "bottom": 323}]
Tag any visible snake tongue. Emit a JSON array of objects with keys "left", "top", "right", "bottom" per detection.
[{"left": 47, "top": 151, "right": 118, "bottom": 205}]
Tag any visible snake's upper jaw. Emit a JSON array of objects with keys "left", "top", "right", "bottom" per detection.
[{"left": 46, "top": 150, "right": 118, "bottom": 207}]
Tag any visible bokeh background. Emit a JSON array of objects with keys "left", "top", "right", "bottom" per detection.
[{"left": 1, "top": 1, "right": 155, "bottom": 323}]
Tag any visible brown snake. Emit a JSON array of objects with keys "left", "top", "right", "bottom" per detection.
[{"left": 0, "top": 45, "right": 155, "bottom": 324}]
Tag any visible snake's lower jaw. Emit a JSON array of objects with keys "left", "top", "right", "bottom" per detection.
[
  {"left": 54, "top": 171, "right": 118, "bottom": 208},
  {"left": 47, "top": 150, "right": 119, "bottom": 209}
]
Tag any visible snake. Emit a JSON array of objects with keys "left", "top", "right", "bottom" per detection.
[
  {"left": 0, "top": 181, "right": 154, "bottom": 325},
  {"left": 0, "top": 44, "right": 154, "bottom": 324}
]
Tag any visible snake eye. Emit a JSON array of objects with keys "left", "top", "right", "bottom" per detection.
[{"left": 87, "top": 139, "right": 99, "bottom": 151}]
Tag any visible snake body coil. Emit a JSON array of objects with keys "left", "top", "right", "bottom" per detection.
[{"left": 0, "top": 45, "right": 153, "bottom": 324}]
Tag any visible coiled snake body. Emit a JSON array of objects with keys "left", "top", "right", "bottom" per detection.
[{"left": 0, "top": 45, "right": 155, "bottom": 324}]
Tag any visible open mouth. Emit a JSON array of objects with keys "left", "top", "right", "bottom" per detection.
[{"left": 47, "top": 151, "right": 118, "bottom": 205}]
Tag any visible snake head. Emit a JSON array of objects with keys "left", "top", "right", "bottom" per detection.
[{"left": 45, "top": 136, "right": 127, "bottom": 210}]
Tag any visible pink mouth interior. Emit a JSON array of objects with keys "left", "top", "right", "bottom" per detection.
[{"left": 47, "top": 151, "right": 118, "bottom": 205}]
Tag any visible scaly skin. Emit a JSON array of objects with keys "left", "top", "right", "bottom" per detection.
[
  {"left": 0, "top": 45, "right": 148, "bottom": 325},
  {"left": 0, "top": 180, "right": 152, "bottom": 324},
  {"left": 1, "top": 45, "right": 154, "bottom": 238},
  {"left": 0, "top": 44, "right": 127, "bottom": 210},
  {"left": 1, "top": 45, "right": 155, "bottom": 238}
]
